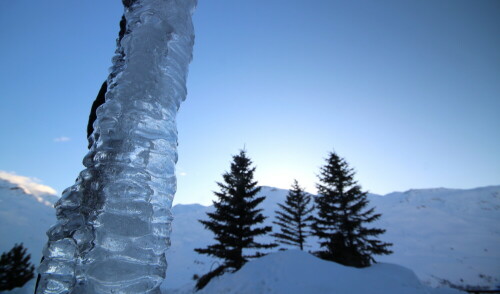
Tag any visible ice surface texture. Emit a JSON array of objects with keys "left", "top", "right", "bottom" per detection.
[{"left": 36, "top": 0, "right": 196, "bottom": 293}]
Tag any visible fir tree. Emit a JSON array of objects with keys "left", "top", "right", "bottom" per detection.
[
  {"left": 272, "top": 180, "right": 314, "bottom": 250},
  {"left": 194, "top": 150, "right": 276, "bottom": 289},
  {"left": 312, "top": 151, "right": 392, "bottom": 267},
  {"left": 0, "top": 243, "right": 35, "bottom": 291}
]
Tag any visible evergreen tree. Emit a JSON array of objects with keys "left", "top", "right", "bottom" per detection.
[
  {"left": 312, "top": 151, "right": 392, "bottom": 267},
  {"left": 0, "top": 243, "right": 35, "bottom": 291},
  {"left": 272, "top": 180, "right": 314, "bottom": 250},
  {"left": 194, "top": 150, "right": 276, "bottom": 289}
]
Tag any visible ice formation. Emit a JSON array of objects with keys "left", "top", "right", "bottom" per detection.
[{"left": 36, "top": 0, "right": 196, "bottom": 293}]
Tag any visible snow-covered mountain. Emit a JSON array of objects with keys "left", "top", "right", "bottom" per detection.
[
  {"left": 371, "top": 186, "right": 500, "bottom": 289},
  {"left": 163, "top": 186, "right": 500, "bottom": 292},
  {"left": 1, "top": 173, "right": 498, "bottom": 293},
  {"left": 0, "top": 173, "right": 58, "bottom": 294},
  {"left": 0, "top": 174, "right": 58, "bottom": 262}
]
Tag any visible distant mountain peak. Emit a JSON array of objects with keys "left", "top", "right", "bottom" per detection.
[{"left": 0, "top": 171, "right": 58, "bottom": 207}]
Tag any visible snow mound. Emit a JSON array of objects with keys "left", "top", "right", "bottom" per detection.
[{"left": 196, "top": 250, "right": 463, "bottom": 294}]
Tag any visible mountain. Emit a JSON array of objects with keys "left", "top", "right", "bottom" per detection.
[
  {"left": 0, "top": 174, "right": 58, "bottom": 294},
  {"left": 0, "top": 175, "right": 58, "bottom": 264},
  {"left": 370, "top": 186, "right": 500, "bottom": 289},
  {"left": 162, "top": 186, "right": 500, "bottom": 292},
  {"left": 1, "top": 174, "right": 498, "bottom": 293}
]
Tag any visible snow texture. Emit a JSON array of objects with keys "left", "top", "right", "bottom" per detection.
[
  {"left": 0, "top": 177, "right": 57, "bottom": 294},
  {"left": 185, "top": 250, "right": 465, "bottom": 294},
  {"left": 35, "top": 1, "right": 196, "bottom": 293},
  {"left": 162, "top": 186, "right": 500, "bottom": 291},
  {"left": 371, "top": 187, "right": 500, "bottom": 288},
  {"left": 2, "top": 180, "right": 498, "bottom": 293}
]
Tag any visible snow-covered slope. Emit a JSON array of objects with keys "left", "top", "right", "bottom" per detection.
[
  {"left": 162, "top": 186, "right": 500, "bottom": 291},
  {"left": 0, "top": 175, "right": 58, "bottom": 262},
  {"left": 1, "top": 175, "right": 498, "bottom": 293},
  {"left": 196, "top": 250, "right": 463, "bottom": 294},
  {"left": 0, "top": 174, "right": 58, "bottom": 294},
  {"left": 371, "top": 187, "right": 500, "bottom": 288}
]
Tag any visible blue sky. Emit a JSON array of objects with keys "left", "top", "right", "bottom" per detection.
[{"left": 0, "top": 0, "right": 499, "bottom": 205}]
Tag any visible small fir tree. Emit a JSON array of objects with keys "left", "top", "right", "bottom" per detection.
[
  {"left": 312, "top": 151, "right": 392, "bottom": 267},
  {"left": 0, "top": 243, "right": 35, "bottom": 291},
  {"left": 194, "top": 150, "right": 276, "bottom": 289},
  {"left": 272, "top": 180, "right": 314, "bottom": 250}
]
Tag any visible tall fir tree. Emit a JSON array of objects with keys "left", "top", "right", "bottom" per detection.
[
  {"left": 312, "top": 151, "right": 392, "bottom": 267},
  {"left": 272, "top": 180, "right": 314, "bottom": 250},
  {"left": 194, "top": 150, "right": 276, "bottom": 289},
  {"left": 0, "top": 243, "right": 35, "bottom": 291}
]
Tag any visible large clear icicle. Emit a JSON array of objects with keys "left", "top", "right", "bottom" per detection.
[{"left": 36, "top": 0, "right": 196, "bottom": 293}]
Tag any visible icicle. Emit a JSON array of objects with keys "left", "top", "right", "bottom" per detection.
[{"left": 36, "top": 0, "right": 196, "bottom": 293}]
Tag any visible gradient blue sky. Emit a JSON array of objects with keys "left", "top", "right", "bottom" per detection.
[{"left": 0, "top": 1, "right": 499, "bottom": 205}]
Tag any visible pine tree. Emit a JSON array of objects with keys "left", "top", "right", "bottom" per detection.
[
  {"left": 194, "top": 150, "right": 276, "bottom": 289},
  {"left": 272, "top": 180, "right": 314, "bottom": 250},
  {"left": 0, "top": 243, "right": 35, "bottom": 291},
  {"left": 312, "top": 151, "right": 392, "bottom": 267}
]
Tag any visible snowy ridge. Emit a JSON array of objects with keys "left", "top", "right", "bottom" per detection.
[
  {"left": 1, "top": 178, "right": 499, "bottom": 293},
  {"left": 162, "top": 185, "right": 500, "bottom": 291},
  {"left": 0, "top": 177, "right": 57, "bottom": 294},
  {"left": 370, "top": 186, "right": 500, "bottom": 288},
  {"left": 0, "top": 171, "right": 58, "bottom": 207}
]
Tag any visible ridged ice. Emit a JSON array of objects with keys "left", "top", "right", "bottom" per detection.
[{"left": 36, "top": 0, "right": 196, "bottom": 293}]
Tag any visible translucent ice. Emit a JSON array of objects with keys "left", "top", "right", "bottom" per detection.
[{"left": 36, "top": 0, "right": 196, "bottom": 293}]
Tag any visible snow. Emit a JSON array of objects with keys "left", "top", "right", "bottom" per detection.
[
  {"left": 2, "top": 178, "right": 498, "bottom": 293},
  {"left": 162, "top": 186, "right": 500, "bottom": 291},
  {"left": 0, "top": 171, "right": 58, "bottom": 204},
  {"left": 371, "top": 186, "right": 500, "bottom": 287},
  {"left": 0, "top": 178, "right": 57, "bottom": 294},
  {"left": 0, "top": 178, "right": 57, "bottom": 261},
  {"left": 186, "top": 250, "right": 465, "bottom": 294}
]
